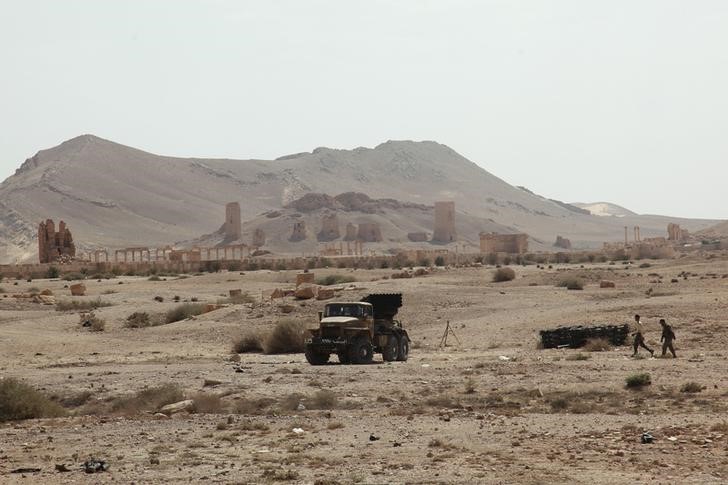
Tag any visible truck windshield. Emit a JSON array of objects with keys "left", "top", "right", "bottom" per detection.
[{"left": 325, "top": 304, "right": 365, "bottom": 317}]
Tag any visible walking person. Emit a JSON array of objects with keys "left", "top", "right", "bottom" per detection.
[
  {"left": 632, "top": 314, "right": 654, "bottom": 357},
  {"left": 660, "top": 318, "right": 677, "bottom": 358}
]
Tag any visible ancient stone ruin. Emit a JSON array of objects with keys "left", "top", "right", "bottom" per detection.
[
  {"left": 479, "top": 233, "right": 529, "bottom": 254},
  {"left": 407, "top": 232, "right": 428, "bottom": 242},
  {"left": 290, "top": 221, "right": 307, "bottom": 241},
  {"left": 344, "top": 223, "right": 358, "bottom": 241},
  {"left": 252, "top": 228, "right": 266, "bottom": 248},
  {"left": 554, "top": 235, "right": 572, "bottom": 250},
  {"left": 667, "top": 223, "right": 689, "bottom": 241},
  {"left": 318, "top": 213, "right": 340, "bottom": 241},
  {"left": 432, "top": 201, "right": 456, "bottom": 243},
  {"left": 38, "top": 219, "right": 76, "bottom": 263},
  {"left": 224, "top": 202, "right": 241, "bottom": 239},
  {"left": 357, "top": 222, "right": 383, "bottom": 242}
]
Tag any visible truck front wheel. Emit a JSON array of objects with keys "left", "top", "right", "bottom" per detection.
[
  {"left": 348, "top": 336, "right": 373, "bottom": 365},
  {"left": 396, "top": 337, "right": 410, "bottom": 362},
  {"left": 305, "top": 347, "right": 330, "bottom": 365}
]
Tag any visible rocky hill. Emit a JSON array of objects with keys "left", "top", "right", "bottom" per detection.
[{"left": 0, "top": 135, "right": 720, "bottom": 262}]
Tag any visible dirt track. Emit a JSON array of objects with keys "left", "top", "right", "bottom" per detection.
[{"left": 2, "top": 257, "right": 728, "bottom": 484}]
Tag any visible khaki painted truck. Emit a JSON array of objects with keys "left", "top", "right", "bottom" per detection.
[{"left": 304, "top": 293, "right": 410, "bottom": 365}]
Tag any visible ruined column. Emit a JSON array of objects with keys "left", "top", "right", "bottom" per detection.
[
  {"left": 432, "top": 201, "right": 457, "bottom": 243},
  {"left": 224, "top": 202, "right": 242, "bottom": 240}
]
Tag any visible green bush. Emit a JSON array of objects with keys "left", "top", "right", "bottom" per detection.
[
  {"left": 0, "top": 378, "right": 66, "bottom": 422},
  {"left": 62, "top": 272, "right": 86, "bottom": 281},
  {"left": 492, "top": 267, "right": 516, "bottom": 282},
  {"left": 165, "top": 303, "right": 207, "bottom": 323},
  {"left": 315, "top": 274, "right": 356, "bottom": 286},
  {"left": 434, "top": 256, "right": 445, "bottom": 267},
  {"left": 625, "top": 373, "right": 651, "bottom": 389},
  {"left": 46, "top": 266, "right": 60, "bottom": 279}
]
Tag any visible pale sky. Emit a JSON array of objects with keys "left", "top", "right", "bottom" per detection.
[{"left": 1, "top": 0, "right": 727, "bottom": 219}]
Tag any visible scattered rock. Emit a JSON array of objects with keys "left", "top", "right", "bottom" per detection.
[
  {"left": 159, "top": 399, "right": 195, "bottom": 415},
  {"left": 83, "top": 459, "right": 109, "bottom": 473},
  {"left": 70, "top": 283, "right": 86, "bottom": 296},
  {"left": 369, "top": 434, "right": 380, "bottom": 442},
  {"left": 55, "top": 464, "right": 72, "bottom": 472},
  {"left": 600, "top": 280, "right": 616, "bottom": 288}
]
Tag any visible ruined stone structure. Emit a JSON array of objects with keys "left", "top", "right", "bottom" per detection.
[
  {"left": 667, "top": 223, "right": 689, "bottom": 241},
  {"left": 319, "top": 241, "right": 364, "bottom": 256},
  {"left": 479, "top": 233, "right": 529, "bottom": 254},
  {"left": 344, "top": 223, "right": 358, "bottom": 241},
  {"left": 318, "top": 213, "right": 341, "bottom": 241},
  {"left": 224, "top": 202, "right": 242, "bottom": 240},
  {"left": 432, "top": 201, "right": 456, "bottom": 243},
  {"left": 38, "top": 219, "right": 76, "bottom": 263},
  {"left": 252, "top": 228, "right": 266, "bottom": 248},
  {"left": 407, "top": 232, "right": 428, "bottom": 242},
  {"left": 357, "top": 222, "right": 383, "bottom": 242},
  {"left": 290, "top": 221, "right": 307, "bottom": 241},
  {"left": 554, "top": 236, "right": 572, "bottom": 250}
]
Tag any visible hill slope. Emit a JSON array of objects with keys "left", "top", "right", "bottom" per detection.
[{"left": 0, "top": 135, "right": 719, "bottom": 262}]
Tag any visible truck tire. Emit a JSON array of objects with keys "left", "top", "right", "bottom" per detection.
[
  {"left": 382, "top": 335, "right": 399, "bottom": 362},
  {"left": 337, "top": 352, "right": 351, "bottom": 365},
  {"left": 305, "top": 347, "right": 330, "bottom": 366},
  {"left": 396, "top": 337, "right": 409, "bottom": 362},
  {"left": 348, "top": 336, "right": 373, "bottom": 365}
]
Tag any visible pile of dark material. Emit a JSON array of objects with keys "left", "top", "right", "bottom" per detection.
[{"left": 540, "top": 324, "right": 630, "bottom": 349}]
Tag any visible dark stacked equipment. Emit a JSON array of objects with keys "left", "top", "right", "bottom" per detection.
[{"left": 539, "top": 324, "right": 630, "bottom": 349}]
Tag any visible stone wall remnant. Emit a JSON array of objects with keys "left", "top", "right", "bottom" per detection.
[
  {"left": 290, "top": 221, "right": 307, "bottom": 241},
  {"left": 224, "top": 202, "right": 242, "bottom": 239},
  {"left": 554, "top": 236, "right": 572, "bottom": 250},
  {"left": 667, "top": 223, "right": 689, "bottom": 241},
  {"left": 432, "top": 201, "right": 456, "bottom": 243},
  {"left": 252, "top": 228, "right": 266, "bottom": 247},
  {"left": 479, "top": 233, "right": 529, "bottom": 254},
  {"left": 344, "top": 223, "right": 358, "bottom": 241},
  {"left": 38, "top": 219, "right": 76, "bottom": 263},
  {"left": 318, "top": 213, "right": 341, "bottom": 241},
  {"left": 357, "top": 222, "right": 383, "bottom": 242}
]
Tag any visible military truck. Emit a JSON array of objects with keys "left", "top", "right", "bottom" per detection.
[{"left": 304, "top": 293, "right": 409, "bottom": 365}]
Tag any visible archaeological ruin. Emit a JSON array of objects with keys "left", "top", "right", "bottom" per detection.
[
  {"left": 479, "top": 233, "right": 529, "bottom": 254},
  {"left": 344, "top": 223, "right": 358, "bottom": 241},
  {"left": 224, "top": 202, "right": 241, "bottom": 240},
  {"left": 407, "top": 232, "right": 429, "bottom": 242},
  {"left": 667, "top": 223, "right": 690, "bottom": 241},
  {"left": 38, "top": 219, "right": 76, "bottom": 263},
  {"left": 290, "top": 221, "right": 307, "bottom": 241},
  {"left": 554, "top": 235, "right": 572, "bottom": 250},
  {"left": 357, "top": 222, "right": 383, "bottom": 242},
  {"left": 318, "top": 213, "right": 341, "bottom": 241},
  {"left": 432, "top": 201, "right": 456, "bottom": 243},
  {"left": 252, "top": 228, "right": 266, "bottom": 248}
]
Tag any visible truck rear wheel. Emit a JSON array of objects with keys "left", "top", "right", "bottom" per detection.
[
  {"left": 382, "top": 335, "right": 399, "bottom": 362},
  {"left": 396, "top": 337, "right": 409, "bottom": 362},
  {"left": 337, "top": 352, "right": 351, "bottom": 365},
  {"left": 348, "top": 336, "right": 373, "bottom": 365},
  {"left": 305, "top": 347, "right": 330, "bottom": 366}
]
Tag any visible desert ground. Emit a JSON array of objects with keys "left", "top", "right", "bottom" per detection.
[{"left": 2, "top": 255, "right": 728, "bottom": 484}]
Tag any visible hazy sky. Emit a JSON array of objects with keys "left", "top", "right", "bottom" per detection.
[{"left": 2, "top": 1, "right": 727, "bottom": 219}]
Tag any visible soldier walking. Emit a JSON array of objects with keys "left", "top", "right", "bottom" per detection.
[
  {"left": 660, "top": 319, "right": 677, "bottom": 358},
  {"left": 632, "top": 314, "right": 654, "bottom": 357}
]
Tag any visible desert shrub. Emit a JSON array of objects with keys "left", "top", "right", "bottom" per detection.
[
  {"left": 565, "top": 353, "right": 590, "bottom": 361},
  {"left": 492, "top": 267, "right": 516, "bottom": 283},
  {"left": 434, "top": 256, "right": 445, "bottom": 267},
  {"left": 309, "top": 390, "right": 338, "bottom": 409},
  {"left": 315, "top": 274, "right": 356, "bottom": 286},
  {"left": 111, "top": 383, "right": 184, "bottom": 414},
  {"left": 0, "top": 378, "right": 66, "bottom": 422},
  {"left": 148, "top": 275, "right": 162, "bottom": 281},
  {"left": 233, "top": 332, "right": 264, "bottom": 353},
  {"left": 262, "top": 319, "right": 306, "bottom": 354},
  {"left": 191, "top": 392, "right": 223, "bottom": 414},
  {"left": 90, "top": 273, "right": 116, "bottom": 280},
  {"left": 583, "top": 338, "right": 612, "bottom": 352},
  {"left": 418, "top": 258, "right": 431, "bottom": 267},
  {"left": 219, "top": 292, "right": 255, "bottom": 305},
  {"left": 125, "top": 312, "right": 156, "bottom": 328},
  {"left": 625, "top": 373, "right": 651, "bottom": 389},
  {"left": 557, "top": 277, "right": 584, "bottom": 290},
  {"left": 165, "top": 303, "right": 206, "bottom": 323},
  {"left": 639, "top": 263, "right": 652, "bottom": 269},
  {"left": 550, "top": 398, "right": 569, "bottom": 411},
  {"left": 46, "top": 266, "right": 60, "bottom": 279},
  {"left": 62, "top": 272, "right": 85, "bottom": 281},
  {"left": 56, "top": 298, "right": 112, "bottom": 312},
  {"left": 89, "top": 316, "right": 106, "bottom": 332},
  {"left": 680, "top": 382, "right": 703, "bottom": 394},
  {"left": 28, "top": 286, "right": 40, "bottom": 294}
]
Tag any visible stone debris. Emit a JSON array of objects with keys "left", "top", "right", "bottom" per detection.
[
  {"left": 69, "top": 283, "right": 86, "bottom": 296},
  {"left": 55, "top": 464, "right": 72, "bottom": 472},
  {"left": 83, "top": 459, "right": 110, "bottom": 473},
  {"left": 159, "top": 400, "right": 195, "bottom": 415},
  {"left": 599, "top": 280, "right": 616, "bottom": 288},
  {"left": 295, "top": 283, "right": 318, "bottom": 300}
]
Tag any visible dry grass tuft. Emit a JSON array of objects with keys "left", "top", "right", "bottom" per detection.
[
  {"left": 583, "top": 338, "right": 613, "bottom": 352},
  {"left": 625, "top": 373, "right": 651, "bottom": 389},
  {"left": 680, "top": 382, "right": 703, "bottom": 394},
  {"left": 56, "top": 298, "right": 112, "bottom": 312},
  {"left": 262, "top": 319, "right": 306, "bottom": 354},
  {"left": 315, "top": 274, "right": 357, "bottom": 286},
  {"left": 191, "top": 392, "right": 224, "bottom": 413},
  {"left": 165, "top": 303, "right": 206, "bottom": 323},
  {"left": 0, "top": 378, "right": 66, "bottom": 422},
  {"left": 232, "top": 332, "right": 264, "bottom": 353},
  {"left": 111, "top": 383, "right": 184, "bottom": 414},
  {"left": 565, "top": 352, "right": 590, "bottom": 361},
  {"left": 492, "top": 267, "right": 516, "bottom": 283}
]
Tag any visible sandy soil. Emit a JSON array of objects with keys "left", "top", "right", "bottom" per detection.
[{"left": 2, "top": 256, "right": 728, "bottom": 484}]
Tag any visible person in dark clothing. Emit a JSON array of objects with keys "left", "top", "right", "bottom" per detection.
[
  {"left": 632, "top": 314, "right": 654, "bottom": 357},
  {"left": 660, "top": 318, "right": 677, "bottom": 358}
]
